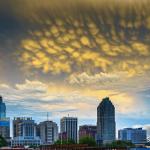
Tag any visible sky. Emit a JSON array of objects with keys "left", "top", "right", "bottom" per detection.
[{"left": 0, "top": 0, "right": 150, "bottom": 137}]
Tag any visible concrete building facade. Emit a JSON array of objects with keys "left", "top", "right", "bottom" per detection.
[
  {"left": 38, "top": 121, "right": 58, "bottom": 145},
  {"left": 60, "top": 117, "right": 78, "bottom": 143}
]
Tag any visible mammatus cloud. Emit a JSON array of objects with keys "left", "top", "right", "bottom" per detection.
[
  {"left": 12, "top": 0, "right": 150, "bottom": 79},
  {"left": 18, "top": 24, "right": 150, "bottom": 77}
]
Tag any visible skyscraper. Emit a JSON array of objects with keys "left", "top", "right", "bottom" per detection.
[
  {"left": 60, "top": 117, "right": 78, "bottom": 143},
  {"left": 97, "top": 97, "right": 116, "bottom": 144},
  {"left": 0, "top": 96, "right": 6, "bottom": 119},
  {"left": 38, "top": 121, "right": 58, "bottom": 145},
  {"left": 0, "top": 96, "right": 10, "bottom": 140}
]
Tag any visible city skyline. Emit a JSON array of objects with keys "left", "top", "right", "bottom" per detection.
[
  {"left": 0, "top": 95, "right": 149, "bottom": 139},
  {"left": 0, "top": 96, "right": 148, "bottom": 147},
  {"left": 0, "top": 0, "right": 150, "bottom": 137}
]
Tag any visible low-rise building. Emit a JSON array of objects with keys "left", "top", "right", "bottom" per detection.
[
  {"left": 11, "top": 117, "right": 41, "bottom": 147},
  {"left": 118, "top": 128, "right": 147, "bottom": 144},
  {"left": 59, "top": 132, "right": 67, "bottom": 141},
  {"left": 79, "top": 125, "right": 97, "bottom": 140},
  {"left": 0, "top": 118, "right": 10, "bottom": 139}
]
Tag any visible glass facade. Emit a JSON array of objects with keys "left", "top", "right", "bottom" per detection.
[
  {"left": 97, "top": 97, "right": 116, "bottom": 144},
  {"left": 0, "top": 96, "right": 6, "bottom": 119},
  {"left": 118, "top": 128, "right": 147, "bottom": 144}
]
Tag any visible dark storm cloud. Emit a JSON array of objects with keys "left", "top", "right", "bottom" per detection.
[
  {"left": 0, "top": 0, "right": 150, "bottom": 36},
  {"left": 0, "top": 0, "right": 150, "bottom": 83}
]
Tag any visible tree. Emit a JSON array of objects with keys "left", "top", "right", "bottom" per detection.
[
  {"left": 0, "top": 135, "right": 7, "bottom": 147},
  {"left": 105, "top": 140, "right": 135, "bottom": 148},
  {"left": 79, "top": 136, "right": 96, "bottom": 147}
]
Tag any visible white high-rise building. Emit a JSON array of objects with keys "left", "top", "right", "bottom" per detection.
[
  {"left": 60, "top": 117, "right": 78, "bottom": 143},
  {"left": 38, "top": 121, "right": 58, "bottom": 145}
]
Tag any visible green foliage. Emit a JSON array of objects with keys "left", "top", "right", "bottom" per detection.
[
  {"left": 0, "top": 135, "right": 7, "bottom": 147},
  {"left": 79, "top": 136, "right": 96, "bottom": 147},
  {"left": 54, "top": 139, "right": 75, "bottom": 145},
  {"left": 104, "top": 140, "right": 135, "bottom": 148}
]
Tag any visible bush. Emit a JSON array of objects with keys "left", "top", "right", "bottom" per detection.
[
  {"left": 105, "top": 140, "right": 135, "bottom": 148},
  {"left": 0, "top": 135, "right": 7, "bottom": 147},
  {"left": 79, "top": 136, "right": 96, "bottom": 147}
]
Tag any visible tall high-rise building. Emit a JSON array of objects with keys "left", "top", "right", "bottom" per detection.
[
  {"left": 38, "top": 121, "right": 58, "bottom": 145},
  {"left": 12, "top": 117, "right": 41, "bottom": 147},
  {"left": 97, "top": 97, "right": 116, "bottom": 144},
  {"left": 79, "top": 125, "right": 97, "bottom": 140},
  {"left": 60, "top": 117, "right": 78, "bottom": 143},
  {"left": 0, "top": 96, "right": 6, "bottom": 119},
  {"left": 118, "top": 128, "right": 147, "bottom": 144},
  {"left": 0, "top": 96, "right": 10, "bottom": 140}
]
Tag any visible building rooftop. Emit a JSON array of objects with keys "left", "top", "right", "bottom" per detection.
[
  {"left": 14, "top": 117, "right": 32, "bottom": 121},
  {"left": 98, "top": 97, "right": 114, "bottom": 108}
]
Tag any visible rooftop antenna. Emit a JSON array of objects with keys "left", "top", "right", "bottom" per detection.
[{"left": 47, "top": 112, "right": 49, "bottom": 121}]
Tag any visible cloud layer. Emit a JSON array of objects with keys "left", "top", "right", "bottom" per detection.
[
  {"left": 0, "top": 0, "right": 150, "bottom": 135},
  {"left": 0, "top": 79, "right": 149, "bottom": 121}
]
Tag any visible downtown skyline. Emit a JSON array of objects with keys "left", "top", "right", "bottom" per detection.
[
  {"left": 0, "top": 96, "right": 148, "bottom": 146},
  {"left": 0, "top": 95, "right": 149, "bottom": 138},
  {"left": 0, "top": 0, "right": 150, "bottom": 137}
]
